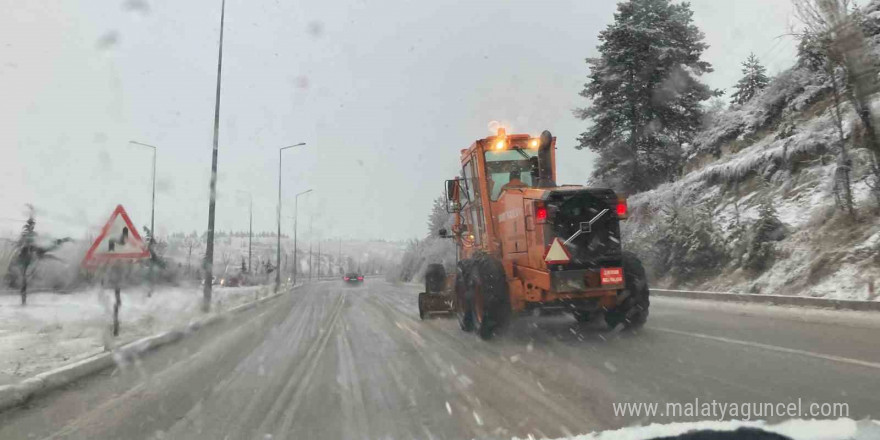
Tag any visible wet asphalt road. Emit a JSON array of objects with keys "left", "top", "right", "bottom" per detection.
[{"left": 1, "top": 279, "right": 878, "bottom": 439}]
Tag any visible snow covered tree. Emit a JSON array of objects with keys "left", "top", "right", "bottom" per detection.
[
  {"left": 730, "top": 53, "right": 770, "bottom": 105},
  {"left": 5, "top": 206, "right": 70, "bottom": 305},
  {"left": 182, "top": 233, "right": 200, "bottom": 276},
  {"left": 744, "top": 196, "right": 785, "bottom": 272},
  {"left": 795, "top": 0, "right": 880, "bottom": 207},
  {"left": 576, "top": 0, "right": 718, "bottom": 193},
  {"left": 700, "top": 96, "right": 728, "bottom": 129},
  {"left": 427, "top": 195, "right": 452, "bottom": 238},
  {"left": 654, "top": 197, "right": 726, "bottom": 280},
  {"left": 142, "top": 226, "right": 167, "bottom": 270}
]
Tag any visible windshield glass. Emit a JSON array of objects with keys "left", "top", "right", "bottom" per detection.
[
  {"left": 3, "top": 0, "right": 878, "bottom": 438},
  {"left": 484, "top": 149, "right": 537, "bottom": 200}
]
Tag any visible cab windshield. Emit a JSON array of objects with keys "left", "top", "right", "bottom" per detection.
[{"left": 484, "top": 148, "right": 537, "bottom": 200}]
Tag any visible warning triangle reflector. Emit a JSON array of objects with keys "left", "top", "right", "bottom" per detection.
[
  {"left": 82, "top": 205, "right": 150, "bottom": 267},
  {"left": 544, "top": 237, "right": 572, "bottom": 264}
]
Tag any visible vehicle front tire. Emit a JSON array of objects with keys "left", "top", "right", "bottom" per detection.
[
  {"left": 454, "top": 262, "right": 474, "bottom": 332},
  {"left": 418, "top": 292, "right": 427, "bottom": 320},
  {"left": 468, "top": 255, "right": 511, "bottom": 340},
  {"left": 425, "top": 263, "right": 446, "bottom": 294}
]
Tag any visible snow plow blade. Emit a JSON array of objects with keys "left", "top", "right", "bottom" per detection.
[{"left": 418, "top": 264, "right": 455, "bottom": 319}]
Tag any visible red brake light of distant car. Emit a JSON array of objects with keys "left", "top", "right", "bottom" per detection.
[
  {"left": 535, "top": 203, "right": 548, "bottom": 223},
  {"left": 616, "top": 199, "right": 627, "bottom": 218},
  {"left": 344, "top": 277, "right": 350, "bottom": 281},
  {"left": 357, "top": 276, "right": 364, "bottom": 280}
]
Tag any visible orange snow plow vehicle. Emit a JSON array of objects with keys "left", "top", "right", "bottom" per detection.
[{"left": 431, "top": 128, "right": 649, "bottom": 339}]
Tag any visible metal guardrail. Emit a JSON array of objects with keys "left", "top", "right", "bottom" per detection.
[{"left": 652, "top": 288, "right": 880, "bottom": 312}]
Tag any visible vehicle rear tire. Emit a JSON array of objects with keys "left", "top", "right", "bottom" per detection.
[
  {"left": 605, "top": 251, "right": 650, "bottom": 330},
  {"left": 418, "top": 292, "right": 427, "bottom": 320},
  {"left": 468, "top": 255, "right": 511, "bottom": 340},
  {"left": 454, "top": 262, "right": 474, "bottom": 332}
]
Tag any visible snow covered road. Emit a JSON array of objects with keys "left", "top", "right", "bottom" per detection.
[{"left": 1, "top": 280, "right": 878, "bottom": 439}]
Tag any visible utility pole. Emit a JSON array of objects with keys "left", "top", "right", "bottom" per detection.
[
  {"left": 308, "top": 215, "right": 313, "bottom": 283},
  {"left": 292, "top": 189, "right": 312, "bottom": 287},
  {"left": 248, "top": 197, "right": 252, "bottom": 274},
  {"left": 203, "top": 0, "right": 226, "bottom": 313},
  {"left": 337, "top": 238, "right": 341, "bottom": 276},
  {"left": 276, "top": 143, "right": 306, "bottom": 292},
  {"left": 317, "top": 240, "right": 321, "bottom": 278}
]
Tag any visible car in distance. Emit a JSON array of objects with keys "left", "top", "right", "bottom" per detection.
[{"left": 343, "top": 272, "right": 364, "bottom": 284}]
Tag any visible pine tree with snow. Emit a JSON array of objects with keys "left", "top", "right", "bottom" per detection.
[
  {"left": 576, "top": 0, "right": 718, "bottom": 193},
  {"left": 654, "top": 197, "right": 725, "bottom": 280},
  {"left": 6, "top": 205, "right": 70, "bottom": 305},
  {"left": 730, "top": 53, "right": 770, "bottom": 106},
  {"left": 744, "top": 196, "right": 785, "bottom": 272}
]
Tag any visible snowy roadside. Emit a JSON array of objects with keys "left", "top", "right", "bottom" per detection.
[
  {"left": 0, "top": 284, "right": 275, "bottom": 385},
  {"left": 528, "top": 418, "right": 880, "bottom": 440}
]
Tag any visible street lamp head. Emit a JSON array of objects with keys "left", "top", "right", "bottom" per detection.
[
  {"left": 280, "top": 142, "right": 306, "bottom": 151},
  {"left": 129, "top": 140, "right": 157, "bottom": 150}
]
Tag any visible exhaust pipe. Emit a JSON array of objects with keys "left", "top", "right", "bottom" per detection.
[{"left": 537, "top": 130, "right": 556, "bottom": 188}]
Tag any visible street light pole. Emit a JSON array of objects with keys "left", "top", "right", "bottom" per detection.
[
  {"left": 129, "top": 141, "right": 158, "bottom": 237},
  {"left": 203, "top": 0, "right": 226, "bottom": 313},
  {"left": 248, "top": 197, "right": 252, "bottom": 274},
  {"left": 130, "top": 140, "right": 157, "bottom": 297},
  {"left": 277, "top": 143, "right": 306, "bottom": 292},
  {"left": 293, "top": 189, "right": 312, "bottom": 287}
]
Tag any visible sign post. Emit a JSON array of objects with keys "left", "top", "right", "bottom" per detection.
[{"left": 82, "top": 205, "right": 150, "bottom": 337}]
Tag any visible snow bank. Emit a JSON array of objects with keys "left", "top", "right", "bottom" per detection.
[
  {"left": 525, "top": 418, "right": 880, "bottom": 440},
  {"left": 0, "top": 284, "right": 271, "bottom": 385}
]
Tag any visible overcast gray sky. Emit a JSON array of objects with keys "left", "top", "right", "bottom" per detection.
[{"left": 0, "top": 0, "right": 799, "bottom": 241}]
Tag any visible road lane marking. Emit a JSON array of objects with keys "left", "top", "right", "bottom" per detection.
[{"left": 654, "top": 327, "right": 880, "bottom": 370}]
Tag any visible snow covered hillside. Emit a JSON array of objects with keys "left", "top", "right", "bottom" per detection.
[{"left": 623, "top": 2, "right": 880, "bottom": 300}]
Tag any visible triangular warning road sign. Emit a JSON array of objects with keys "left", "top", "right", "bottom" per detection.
[
  {"left": 544, "top": 237, "right": 572, "bottom": 265},
  {"left": 82, "top": 205, "right": 150, "bottom": 267}
]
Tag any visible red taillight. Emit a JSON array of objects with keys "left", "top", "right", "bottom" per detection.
[
  {"left": 616, "top": 200, "right": 627, "bottom": 217},
  {"left": 357, "top": 276, "right": 364, "bottom": 280},
  {"left": 344, "top": 277, "right": 350, "bottom": 281},
  {"left": 536, "top": 206, "right": 548, "bottom": 222}
]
